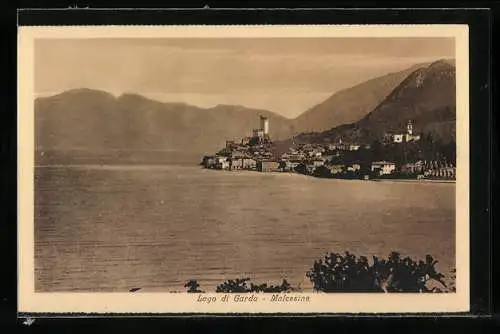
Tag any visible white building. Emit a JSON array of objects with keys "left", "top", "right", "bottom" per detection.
[
  {"left": 253, "top": 128, "right": 265, "bottom": 138},
  {"left": 347, "top": 164, "right": 361, "bottom": 172},
  {"left": 216, "top": 156, "right": 227, "bottom": 163},
  {"left": 405, "top": 120, "right": 421, "bottom": 142},
  {"left": 393, "top": 134, "right": 404, "bottom": 143},
  {"left": 282, "top": 160, "right": 301, "bottom": 172},
  {"left": 349, "top": 144, "right": 361, "bottom": 151},
  {"left": 251, "top": 115, "right": 270, "bottom": 143},
  {"left": 260, "top": 116, "right": 269, "bottom": 135},
  {"left": 312, "top": 159, "right": 325, "bottom": 167},
  {"left": 223, "top": 160, "right": 230, "bottom": 169},
  {"left": 371, "top": 161, "right": 396, "bottom": 175},
  {"left": 329, "top": 137, "right": 360, "bottom": 151}
]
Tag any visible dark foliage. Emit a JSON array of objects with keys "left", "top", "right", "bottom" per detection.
[
  {"left": 339, "top": 136, "right": 456, "bottom": 167},
  {"left": 449, "top": 268, "right": 456, "bottom": 292},
  {"left": 185, "top": 278, "right": 293, "bottom": 293},
  {"left": 313, "top": 165, "right": 333, "bottom": 178},
  {"left": 294, "top": 163, "right": 309, "bottom": 175},
  {"left": 184, "top": 279, "right": 203, "bottom": 293},
  {"left": 306, "top": 251, "right": 448, "bottom": 293},
  {"left": 184, "top": 252, "right": 453, "bottom": 293},
  {"left": 215, "top": 278, "right": 292, "bottom": 293}
]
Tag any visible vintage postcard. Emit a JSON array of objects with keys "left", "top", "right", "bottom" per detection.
[{"left": 18, "top": 24, "right": 469, "bottom": 314}]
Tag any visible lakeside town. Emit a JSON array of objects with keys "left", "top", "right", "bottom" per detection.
[{"left": 201, "top": 115, "right": 456, "bottom": 181}]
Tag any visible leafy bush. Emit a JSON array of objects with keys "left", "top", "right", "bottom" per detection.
[
  {"left": 449, "top": 268, "right": 456, "bottom": 292},
  {"left": 185, "top": 278, "right": 293, "bottom": 293},
  {"left": 306, "top": 251, "right": 448, "bottom": 293},
  {"left": 184, "top": 252, "right": 453, "bottom": 293},
  {"left": 215, "top": 278, "right": 292, "bottom": 293},
  {"left": 184, "top": 279, "right": 203, "bottom": 293}
]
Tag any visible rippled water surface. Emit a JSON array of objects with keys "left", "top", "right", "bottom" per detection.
[{"left": 34, "top": 165, "right": 455, "bottom": 292}]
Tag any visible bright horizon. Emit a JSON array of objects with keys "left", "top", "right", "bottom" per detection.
[{"left": 35, "top": 38, "right": 455, "bottom": 118}]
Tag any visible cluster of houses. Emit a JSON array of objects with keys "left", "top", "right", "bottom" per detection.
[
  {"left": 279, "top": 143, "right": 360, "bottom": 174},
  {"left": 202, "top": 153, "right": 280, "bottom": 173},
  {"left": 278, "top": 145, "right": 456, "bottom": 180},
  {"left": 202, "top": 115, "right": 282, "bottom": 173},
  {"left": 402, "top": 160, "right": 457, "bottom": 179},
  {"left": 201, "top": 116, "right": 456, "bottom": 180}
]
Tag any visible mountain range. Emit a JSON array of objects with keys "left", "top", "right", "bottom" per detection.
[
  {"left": 35, "top": 90, "right": 295, "bottom": 164},
  {"left": 35, "top": 59, "right": 456, "bottom": 164}
]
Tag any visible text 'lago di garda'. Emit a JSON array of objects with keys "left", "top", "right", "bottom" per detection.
[{"left": 196, "top": 294, "right": 311, "bottom": 304}]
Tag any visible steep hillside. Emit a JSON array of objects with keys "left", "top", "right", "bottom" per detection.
[
  {"left": 292, "top": 63, "right": 427, "bottom": 133},
  {"left": 294, "top": 60, "right": 456, "bottom": 144}
]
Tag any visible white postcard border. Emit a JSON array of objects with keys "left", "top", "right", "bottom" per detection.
[{"left": 18, "top": 24, "right": 470, "bottom": 314}]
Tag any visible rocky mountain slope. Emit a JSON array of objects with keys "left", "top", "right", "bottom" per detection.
[
  {"left": 293, "top": 59, "right": 456, "bottom": 145},
  {"left": 291, "top": 63, "right": 429, "bottom": 134}
]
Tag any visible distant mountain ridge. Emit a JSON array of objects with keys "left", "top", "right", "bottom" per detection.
[{"left": 35, "top": 88, "right": 295, "bottom": 164}]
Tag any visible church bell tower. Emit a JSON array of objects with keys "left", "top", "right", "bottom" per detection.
[{"left": 407, "top": 120, "right": 413, "bottom": 135}]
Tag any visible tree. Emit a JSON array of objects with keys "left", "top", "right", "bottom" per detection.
[
  {"left": 183, "top": 253, "right": 453, "bottom": 294},
  {"left": 359, "top": 163, "right": 371, "bottom": 176},
  {"left": 442, "top": 139, "right": 456, "bottom": 165},
  {"left": 371, "top": 139, "right": 382, "bottom": 155},
  {"left": 306, "top": 251, "right": 448, "bottom": 293}
]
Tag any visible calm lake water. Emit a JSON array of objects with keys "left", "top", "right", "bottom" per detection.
[{"left": 34, "top": 165, "right": 456, "bottom": 292}]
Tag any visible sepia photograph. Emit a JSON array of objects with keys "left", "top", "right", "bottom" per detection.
[{"left": 18, "top": 25, "right": 470, "bottom": 313}]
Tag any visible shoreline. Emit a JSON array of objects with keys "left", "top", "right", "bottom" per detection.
[
  {"left": 35, "top": 163, "right": 456, "bottom": 184},
  {"left": 201, "top": 167, "right": 456, "bottom": 183},
  {"left": 375, "top": 178, "right": 456, "bottom": 184},
  {"left": 36, "top": 163, "right": 456, "bottom": 183}
]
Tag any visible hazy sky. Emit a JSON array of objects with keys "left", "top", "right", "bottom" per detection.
[{"left": 35, "top": 38, "right": 455, "bottom": 118}]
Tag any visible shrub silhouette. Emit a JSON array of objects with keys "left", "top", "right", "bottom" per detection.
[
  {"left": 184, "top": 252, "right": 452, "bottom": 293},
  {"left": 216, "top": 278, "right": 293, "bottom": 293},
  {"left": 185, "top": 278, "right": 293, "bottom": 293},
  {"left": 449, "top": 268, "right": 456, "bottom": 292},
  {"left": 306, "top": 251, "right": 448, "bottom": 292},
  {"left": 184, "top": 279, "right": 203, "bottom": 293}
]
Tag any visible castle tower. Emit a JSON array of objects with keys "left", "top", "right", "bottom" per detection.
[
  {"left": 260, "top": 116, "right": 269, "bottom": 135},
  {"left": 407, "top": 120, "right": 413, "bottom": 135}
]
